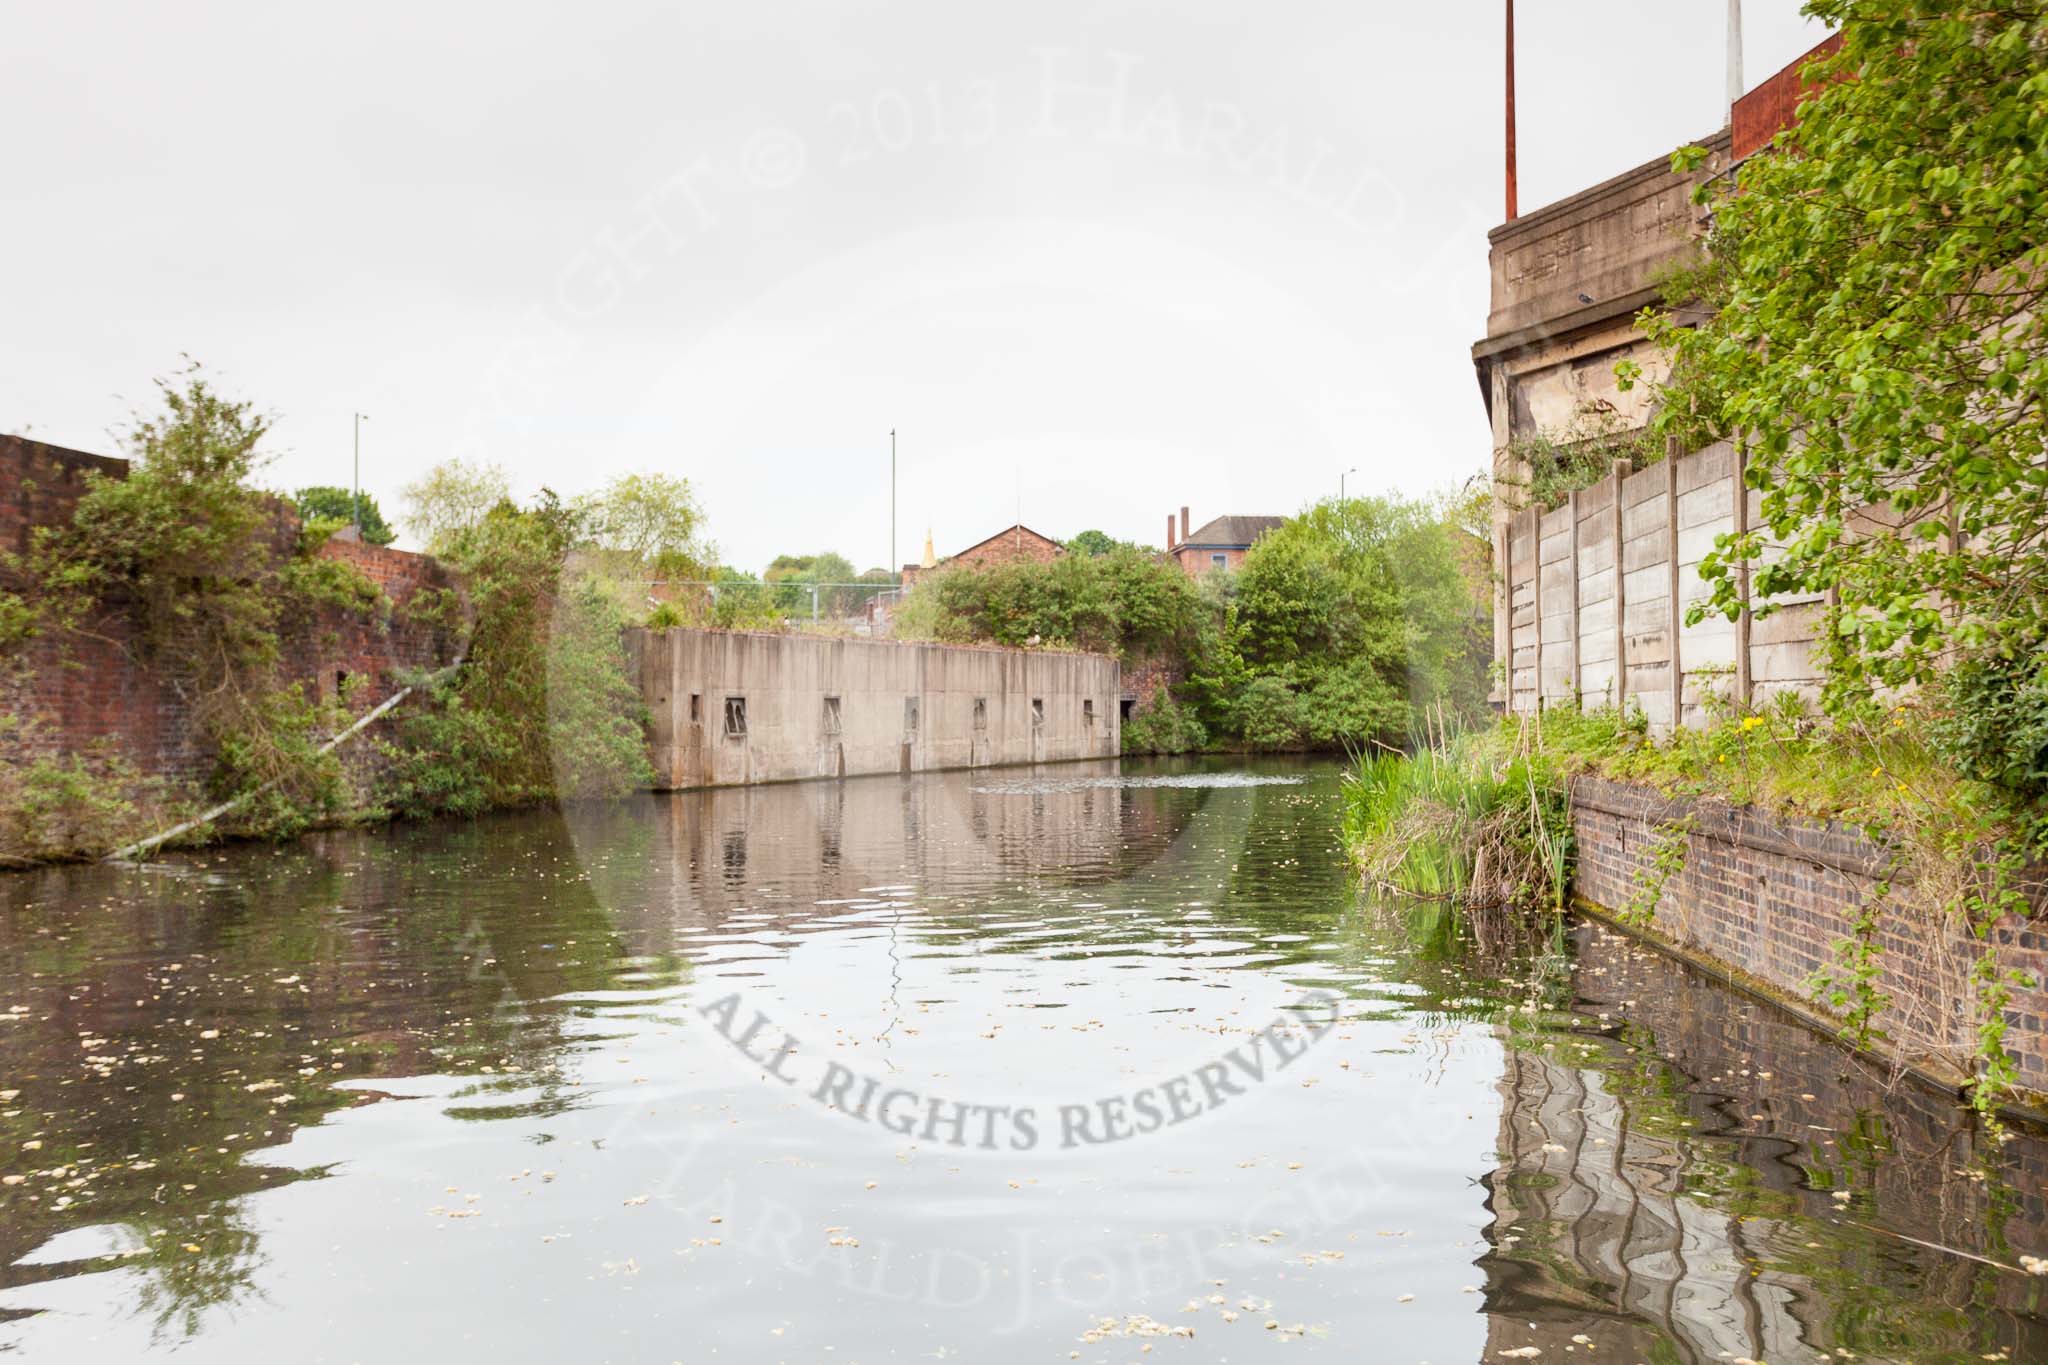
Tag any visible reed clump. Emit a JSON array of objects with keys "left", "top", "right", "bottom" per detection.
[{"left": 1342, "top": 717, "right": 1573, "bottom": 915}]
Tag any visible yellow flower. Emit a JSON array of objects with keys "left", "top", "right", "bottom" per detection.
[
  {"left": 1741, "top": 716, "right": 1764, "bottom": 731},
  {"left": 1717, "top": 754, "right": 1728, "bottom": 763},
  {"left": 1870, "top": 767, "right": 1883, "bottom": 778}
]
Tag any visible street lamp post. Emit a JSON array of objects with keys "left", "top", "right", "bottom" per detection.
[
  {"left": 352, "top": 412, "right": 370, "bottom": 533},
  {"left": 1341, "top": 466, "right": 1358, "bottom": 501}
]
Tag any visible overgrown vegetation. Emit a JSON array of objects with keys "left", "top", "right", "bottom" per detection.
[
  {"left": 0, "top": 369, "right": 705, "bottom": 860},
  {"left": 1606, "top": 0, "right": 2048, "bottom": 1117},
  {"left": 1350, "top": 690, "right": 2045, "bottom": 1116},
  {"left": 895, "top": 491, "right": 1492, "bottom": 755},
  {"left": 0, "top": 721, "right": 185, "bottom": 867},
  {"left": 1342, "top": 723, "right": 1572, "bottom": 915},
  {"left": 375, "top": 463, "right": 677, "bottom": 818},
  {"left": 1497, "top": 400, "right": 1666, "bottom": 513},
  {"left": 10, "top": 366, "right": 375, "bottom": 837},
  {"left": 1630, "top": 0, "right": 2048, "bottom": 718}
]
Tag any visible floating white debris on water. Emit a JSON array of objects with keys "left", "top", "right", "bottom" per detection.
[{"left": 1078, "top": 1314, "right": 1192, "bottom": 1343}]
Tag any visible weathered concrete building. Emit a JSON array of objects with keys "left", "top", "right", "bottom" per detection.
[
  {"left": 627, "top": 627, "right": 1119, "bottom": 789},
  {"left": 1474, "top": 35, "right": 1840, "bottom": 717}
]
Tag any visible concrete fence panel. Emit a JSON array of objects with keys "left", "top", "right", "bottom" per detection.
[{"left": 1498, "top": 439, "right": 1827, "bottom": 732}]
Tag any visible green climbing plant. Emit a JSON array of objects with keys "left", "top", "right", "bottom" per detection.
[{"left": 1805, "top": 876, "right": 1895, "bottom": 1052}]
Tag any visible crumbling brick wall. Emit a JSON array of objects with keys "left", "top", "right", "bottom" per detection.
[{"left": 1, "top": 433, "right": 458, "bottom": 786}]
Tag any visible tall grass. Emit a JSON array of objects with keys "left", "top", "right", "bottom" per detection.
[{"left": 1341, "top": 720, "right": 1574, "bottom": 916}]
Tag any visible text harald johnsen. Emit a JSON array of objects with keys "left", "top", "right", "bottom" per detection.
[{"left": 697, "top": 988, "right": 1342, "bottom": 1151}]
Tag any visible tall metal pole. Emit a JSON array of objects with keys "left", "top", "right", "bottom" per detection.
[
  {"left": 352, "top": 412, "right": 368, "bottom": 533},
  {"left": 1505, "top": 0, "right": 1518, "bottom": 221},
  {"left": 1726, "top": 0, "right": 1745, "bottom": 117},
  {"left": 1341, "top": 466, "right": 1357, "bottom": 500},
  {"left": 890, "top": 428, "right": 897, "bottom": 579}
]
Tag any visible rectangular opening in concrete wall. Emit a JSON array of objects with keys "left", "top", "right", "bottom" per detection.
[
  {"left": 903, "top": 697, "right": 919, "bottom": 734},
  {"left": 1083, "top": 699, "right": 1095, "bottom": 729},
  {"left": 972, "top": 697, "right": 987, "bottom": 731},
  {"left": 822, "top": 696, "right": 842, "bottom": 736},
  {"left": 1119, "top": 697, "right": 1134, "bottom": 723},
  {"left": 723, "top": 696, "right": 747, "bottom": 740},
  {"left": 1031, "top": 698, "right": 1044, "bottom": 728},
  {"left": 689, "top": 694, "right": 701, "bottom": 724}
]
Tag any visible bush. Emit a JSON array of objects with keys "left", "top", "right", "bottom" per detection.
[
  {"left": 1120, "top": 693, "right": 1208, "bottom": 755},
  {"left": 1927, "top": 648, "right": 2048, "bottom": 818},
  {"left": 1232, "top": 675, "right": 1303, "bottom": 751},
  {"left": 0, "top": 724, "right": 186, "bottom": 866}
]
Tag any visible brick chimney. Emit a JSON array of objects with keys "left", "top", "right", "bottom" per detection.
[
  {"left": 1166, "top": 514, "right": 1176, "bottom": 549},
  {"left": 1180, "top": 507, "right": 1190, "bottom": 543}
]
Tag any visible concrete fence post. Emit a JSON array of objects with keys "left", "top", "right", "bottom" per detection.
[
  {"left": 1529, "top": 507, "right": 1543, "bottom": 713},
  {"left": 1732, "top": 443, "right": 1752, "bottom": 710},
  {"left": 1610, "top": 459, "right": 1630, "bottom": 710},
  {"left": 1666, "top": 439, "right": 1684, "bottom": 730},
  {"left": 1566, "top": 487, "right": 1582, "bottom": 699}
]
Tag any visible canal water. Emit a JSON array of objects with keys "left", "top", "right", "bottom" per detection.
[{"left": 1, "top": 758, "right": 2042, "bottom": 1363}]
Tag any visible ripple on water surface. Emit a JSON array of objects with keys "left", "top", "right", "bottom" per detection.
[{"left": 0, "top": 755, "right": 2042, "bottom": 1363}]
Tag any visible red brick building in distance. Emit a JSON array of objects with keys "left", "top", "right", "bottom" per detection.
[
  {"left": 1163, "top": 506, "right": 1284, "bottom": 577},
  {"left": 900, "top": 523, "right": 1062, "bottom": 587}
]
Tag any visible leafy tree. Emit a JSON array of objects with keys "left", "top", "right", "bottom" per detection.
[
  {"left": 292, "top": 485, "right": 395, "bottom": 545},
  {"left": 379, "top": 492, "right": 651, "bottom": 815},
  {"left": 760, "top": 551, "right": 878, "bottom": 616},
  {"left": 400, "top": 459, "right": 511, "bottom": 552},
  {"left": 901, "top": 545, "right": 1209, "bottom": 659},
  {"left": 1232, "top": 495, "right": 1488, "bottom": 747},
  {"left": 1066, "top": 529, "right": 1121, "bottom": 557},
  {"left": 577, "top": 472, "right": 710, "bottom": 580},
  {"left": 896, "top": 499, "right": 1489, "bottom": 752},
  {"left": 1634, "top": 0, "right": 2048, "bottom": 712}
]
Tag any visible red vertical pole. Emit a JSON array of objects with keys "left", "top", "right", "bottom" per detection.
[{"left": 1505, "top": 0, "right": 1519, "bottom": 221}]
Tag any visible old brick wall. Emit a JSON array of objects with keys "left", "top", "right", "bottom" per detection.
[
  {"left": 1571, "top": 775, "right": 2048, "bottom": 1104},
  {"left": 1119, "top": 653, "right": 1181, "bottom": 708},
  {"left": 1, "top": 433, "right": 456, "bottom": 785},
  {"left": 1169, "top": 545, "right": 1248, "bottom": 576},
  {"left": 0, "top": 435, "right": 127, "bottom": 559}
]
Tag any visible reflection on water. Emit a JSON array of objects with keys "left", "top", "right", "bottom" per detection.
[
  {"left": 1483, "top": 923, "right": 2047, "bottom": 1364},
  {"left": 0, "top": 756, "right": 2040, "bottom": 1362}
]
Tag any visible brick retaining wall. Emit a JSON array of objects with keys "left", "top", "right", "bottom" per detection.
[
  {"left": 1, "top": 433, "right": 456, "bottom": 785},
  {"left": 1571, "top": 775, "right": 2048, "bottom": 1105}
]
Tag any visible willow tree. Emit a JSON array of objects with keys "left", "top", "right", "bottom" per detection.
[{"left": 1632, "top": 0, "right": 2048, "bottom": 712}]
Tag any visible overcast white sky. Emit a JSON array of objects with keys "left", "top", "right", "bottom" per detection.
[{"left": 4, "top": 2, "right": 1829, "bottom": 572}]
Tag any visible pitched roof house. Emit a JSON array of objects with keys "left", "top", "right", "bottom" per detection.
[{"left": 1163, "top": 505, "right": 1284, "bottom": 576}]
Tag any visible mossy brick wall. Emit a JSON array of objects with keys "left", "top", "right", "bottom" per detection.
[
  {"left": 1571, "top": 775, "right": 2048, "bottom": 1104},
  {"left": 1, "top": 433, "right": 455, "bottom": 783}
]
